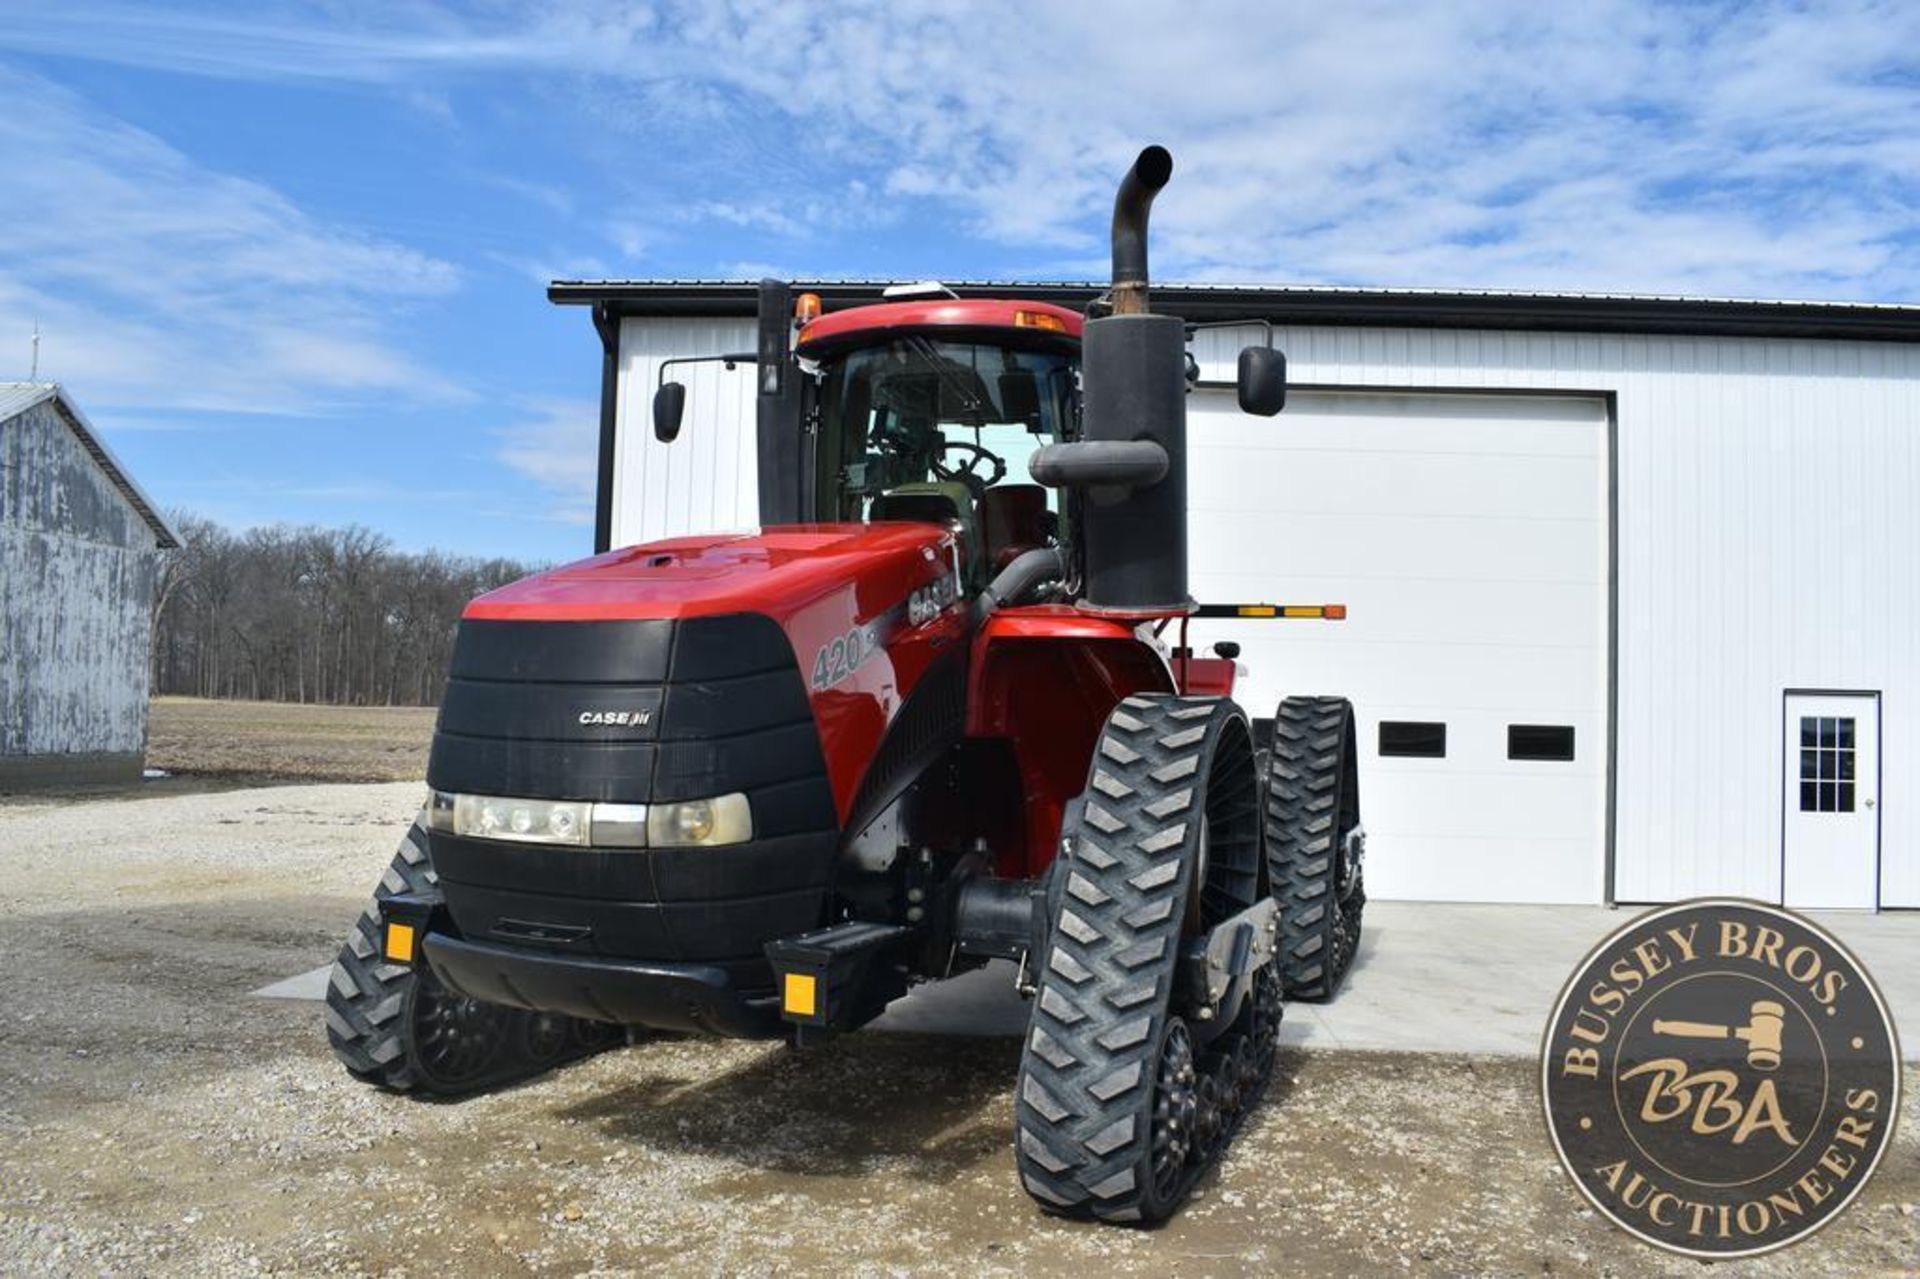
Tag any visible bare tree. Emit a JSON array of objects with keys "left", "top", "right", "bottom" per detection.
[{"left": 152, "top": 511, "right": 538, "bottom": 706}]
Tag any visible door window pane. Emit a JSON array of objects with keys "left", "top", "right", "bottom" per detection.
[
  {"left": 1379, "top": 721, "right": 1446, "bottom": 758},
  {"left": 1797, "top": 716, "right": 1857, "bottom": 812},
  {"left": 1508, "top": 724, "right": 1576, "bottom": 761}
]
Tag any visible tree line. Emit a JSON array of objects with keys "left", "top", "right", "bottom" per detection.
[{"left": 152, "top": 514, "right": 541, "bottom": 706}]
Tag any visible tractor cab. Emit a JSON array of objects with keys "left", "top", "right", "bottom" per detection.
[
  {"left": 649, "top": 280, "right": 1282, "bottom": 608},
  {"left": 795, "top": 297, "right": 1083, "bottom": 590}
]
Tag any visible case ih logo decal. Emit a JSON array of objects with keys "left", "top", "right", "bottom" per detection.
[
  {"left": 1541, "top": 899, "right": 1900, "bottom": 1259},
  {"left": 578, "top": 709, "right": 653, "bottom": 728},
  {"left": 908, "top": 570, "right": 959, "bottom": 626}
]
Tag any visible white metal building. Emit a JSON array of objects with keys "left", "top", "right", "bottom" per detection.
[{"left": 550, "top": 281, "right": 1920, "bottom": 912}]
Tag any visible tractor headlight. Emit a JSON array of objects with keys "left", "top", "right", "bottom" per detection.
[
  {"left": 423, "top": 790, "right": 751, "bottom": 849},
  {"left": 649, "top": 794, "right": 753, "bottom": 847},
  {"left": 445, "top": 793, "right": 593, "bottom": 847}
]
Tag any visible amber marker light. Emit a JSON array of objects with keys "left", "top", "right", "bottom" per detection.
[
  {"left": 384, "top": 921, "right": 418, "bottom": 964},
  {"left": 783, "top": 972, "right": 818, "bottom": 1018},
  {"left": 1013, "top": 309, "right": 1068, "bottom": 332}
]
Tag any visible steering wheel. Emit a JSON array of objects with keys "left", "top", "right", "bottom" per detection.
[{"left": 932, "top": 439, "right": 1007, "bottom": 496}]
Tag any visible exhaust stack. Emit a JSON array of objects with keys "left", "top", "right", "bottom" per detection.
[
  {"left": 1108, "top": 145, "right": 1173, "bottom": 316},
  {"left": 1051, "top": 146, "right": 1191, "bottom": 613}
]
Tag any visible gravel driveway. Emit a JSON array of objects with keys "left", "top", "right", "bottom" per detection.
[{"left": 2, "top": 783, "right": 1914, "bottom": 1275}]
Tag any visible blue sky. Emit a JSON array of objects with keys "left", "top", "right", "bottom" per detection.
[{"left": 1, "top": 1, "right": 1917, "bottom": 561}]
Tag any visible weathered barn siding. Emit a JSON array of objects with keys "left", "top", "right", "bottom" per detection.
[{"left": 1, "top": 391, "right": 167, "bottom": 786}]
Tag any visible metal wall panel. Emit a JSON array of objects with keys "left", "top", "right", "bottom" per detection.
[
  {"left": 612, "top": 317, "right": 1920, "bottom": 907},
  {"left": 613, "top": 318, "right": 759, "bottom": 547}
]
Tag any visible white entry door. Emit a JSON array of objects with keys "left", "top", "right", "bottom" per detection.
[{"left": 1782, "top": 692, "right": 1880, "bottom": 909}]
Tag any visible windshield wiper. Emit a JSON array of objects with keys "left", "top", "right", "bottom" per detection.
[{"left": 903, "top": 336, "right": 988, "bottom": 423}]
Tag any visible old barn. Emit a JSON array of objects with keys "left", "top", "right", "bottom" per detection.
[{"left": 1, "top": 382, "right": 178, "bottom": 788}]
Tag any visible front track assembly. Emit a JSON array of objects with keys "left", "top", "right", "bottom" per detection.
[
  {"left": 1014, "top": 695, "right": 1276, "bottom": 1223},
  {"left": 325, "top": 818, "right": 620, "bottom": 1096}
]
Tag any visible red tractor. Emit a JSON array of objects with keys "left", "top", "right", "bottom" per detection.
[{"left": 326, "top": 147, "right": 1365, "bottom": 1223}]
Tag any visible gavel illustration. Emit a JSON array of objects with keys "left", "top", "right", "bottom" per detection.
[{"left": 1651, "top": 1000, "right": 1786, "bottom": 1071}]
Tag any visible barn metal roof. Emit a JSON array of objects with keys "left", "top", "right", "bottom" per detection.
[
  {"left": 0, "top": 383, "right": 181, "bottom": 549},
  {"left": 0, "top": 382, "right": 61, "bottom": 421},
  {"left": 550, "top": 278, "right": 1920, "bottom": 343}
]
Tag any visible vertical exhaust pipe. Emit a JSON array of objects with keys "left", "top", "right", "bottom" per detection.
[
  {"left": 1026, "top": 145, "right": 1190, "bottom": 612},
  {"left": 1108, "top": 145, "right": 1173, "bottom": 317}
]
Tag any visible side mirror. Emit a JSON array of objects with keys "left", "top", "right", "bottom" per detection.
[
  {"left": 998, "top": 369, "right": 1043, "bottom": 431},
  {"left": 652, "top": 381, "right": 686, "bottom": 443},
  {"left": 1236, "top": 345, "right": 1287, "bottom": 417}
]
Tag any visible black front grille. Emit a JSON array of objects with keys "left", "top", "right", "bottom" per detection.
[
  {"left": 429, "top": 614, "right": 818, "bottom": 802},
  {"left": 426, "top": 612, "right": 838, "bottom": 973}
]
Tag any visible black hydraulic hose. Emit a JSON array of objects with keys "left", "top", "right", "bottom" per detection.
[{"left": 1109, "top": 146, "right": 1173, "bottom": 315}]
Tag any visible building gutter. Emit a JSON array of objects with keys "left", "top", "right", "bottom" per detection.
[{"left": 549, "top": 280, "right": 1920, "bottom": 345}]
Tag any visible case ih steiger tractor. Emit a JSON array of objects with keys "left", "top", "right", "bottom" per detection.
[{"left": 327, "top": 146, "right": 1365, "bottom": 1223}]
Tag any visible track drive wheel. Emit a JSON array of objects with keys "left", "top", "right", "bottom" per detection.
[
  {"left": 1014, "top": 695, "right": 1265, "bottom": 1224},
  {"left": 1265, "top": 696, "right": 1365, "bottom": 1000},
  {"left": 324, "top": 816, "right": 619, "bottom": 1094}
]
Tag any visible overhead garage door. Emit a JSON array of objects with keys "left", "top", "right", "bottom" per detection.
[{"left": 1185, "top": 389, "right": 1611, "bottom": 904}]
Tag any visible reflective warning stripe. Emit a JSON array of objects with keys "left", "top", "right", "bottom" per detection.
[{"left": 1193, "top": 603, "right": 1347, "bottom": 620}]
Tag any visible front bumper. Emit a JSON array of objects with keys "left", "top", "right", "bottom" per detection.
[{"left": 423, "top": 931, "right": 783, "bottom": 1038}]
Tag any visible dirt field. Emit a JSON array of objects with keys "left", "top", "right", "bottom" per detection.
[
  {"left": 147, "top": 697, "right": 436, "bottom": 784},
  {"left": 1, "top": 782, "right": 1915, "bottom": 1277}
]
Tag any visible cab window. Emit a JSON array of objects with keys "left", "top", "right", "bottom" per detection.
[{"left": 812, "top": 336, "right": 1074, "bottom": 588}]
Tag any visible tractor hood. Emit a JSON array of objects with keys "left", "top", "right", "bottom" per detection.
[{"left": 462, "top": 523, "right": 957, "bottom": 623}]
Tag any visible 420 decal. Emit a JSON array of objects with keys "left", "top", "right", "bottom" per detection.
[
  {"left": 809, "top": 570, "right": 961, "bottom": 691},
  {"left": 810, "top": 621, "right": 884, "bottom": 691}
]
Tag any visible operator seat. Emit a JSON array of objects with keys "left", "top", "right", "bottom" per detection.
[
  {"left": 977, "top": 483, "right": 1051, "bottom": 572},
  {"left": 869, "top": 480, "right": 982, "bottom": 582}
]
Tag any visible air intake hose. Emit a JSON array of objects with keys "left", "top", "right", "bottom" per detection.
[{"left": 971, "top": 546, "right": 1067, "bottom": 626}]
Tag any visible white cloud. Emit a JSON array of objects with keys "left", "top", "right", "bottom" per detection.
[
  {"left": 493, "top": 396, "right": 598, "bottom": 525},
  {"left": 486, "top": 249, "right": 611, "bottom": 287},
  {"left": 719, "top": 260, "right": 802, "bottom": 283},
  {"left": 6, "top": 2, "right": 1920, "bottom": 300},
  {"left": 0, "top": 65, "right": 460, "bottom": 413},
  {"left": 604, "top": 219, "right": 652, "bottom": 262}
]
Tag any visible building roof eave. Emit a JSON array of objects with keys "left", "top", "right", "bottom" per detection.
[{"left": 547, "top": 279, "right": 1920, "bottom": 344}]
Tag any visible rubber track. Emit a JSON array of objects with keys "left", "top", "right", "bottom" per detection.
[
  {"left": 1012, "top": 694, "right": 1243, "bottom": 1224},
  {"left": 324, "top": 819, "right": 616, "bottom": 1094},
  {"left": 325, "top": 818, "right": 438, "bottom": 1090},
  {"left": 1264, "top": 696, "right": 1363, "bottom": 1000}
]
